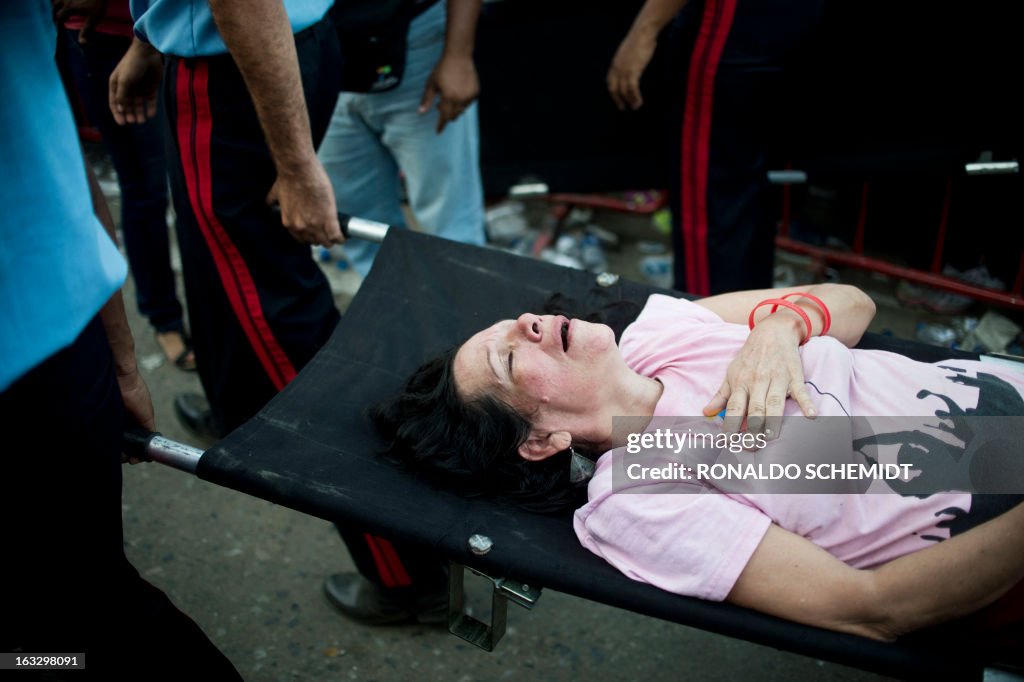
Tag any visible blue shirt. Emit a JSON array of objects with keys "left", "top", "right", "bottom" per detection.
[
  {"left": 0, "top": 1, "right": 127, "bottom": 392},
  {"left": 130, "top": 0, "right": 334, "bottom": 57}
]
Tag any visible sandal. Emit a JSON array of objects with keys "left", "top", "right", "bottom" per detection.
[{"left": 155, "top": 330, "right": 197, "bottom": 372}]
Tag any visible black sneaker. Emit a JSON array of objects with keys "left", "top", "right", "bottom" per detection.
[{"left": 323, "top": 573, "right": 448, "bottom": 626}]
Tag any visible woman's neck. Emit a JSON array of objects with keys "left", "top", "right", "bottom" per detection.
[
  {"left": 594, "top": 370, "right": 663, "bottom": 452},
  {"left": 627, "top": 372, "right": 664, "bottom": 418}
]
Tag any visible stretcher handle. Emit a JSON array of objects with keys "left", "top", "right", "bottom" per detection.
[
  {"left": 123, "top": 428, "right": 203, "bottom": 474},
  {"left": 124, "top": 427, "right": 155, "bottom": 462},
  {"left": 339, "top": 214, "right": 390, "bottom": 243},
  {"left": 270, "top": 204, "right": 390, "bottom": 243}
]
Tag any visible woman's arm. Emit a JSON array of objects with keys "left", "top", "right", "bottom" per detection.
[
  {"left": 727, "top": 502, "right": 1024, "bottom": 640},
  {"left": 696, "top": 283, "right": 876, "bottom": 348},
  {"left": 698, "top": 284, "right": 876, "bottom": 433}
]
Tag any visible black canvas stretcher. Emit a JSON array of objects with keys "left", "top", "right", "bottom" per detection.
[{"left": 180, "top": 229, "right": 1017, "bottom": 681}]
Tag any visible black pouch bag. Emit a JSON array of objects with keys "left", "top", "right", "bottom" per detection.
[{"left": 330, "top": 0, "right": 440, "bottom": 94}]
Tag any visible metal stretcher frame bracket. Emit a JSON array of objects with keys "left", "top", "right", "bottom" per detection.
[{"left": 133, "top": 227, "right": 1021, "bottom": 680}]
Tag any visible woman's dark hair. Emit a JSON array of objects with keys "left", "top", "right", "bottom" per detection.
[
  {"left": 370, "top": 292, "right": 644, "bottom": 514},
  {"left": 371, "top": 348, "right": 585, "bottom": 514},
  {"left": 541, "top": 292, "right": 642, "bottom": 343}
]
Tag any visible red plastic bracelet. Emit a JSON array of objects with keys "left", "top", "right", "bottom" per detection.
[
  {"left": 748, "top": 298, "right": 813, "bottom": 345},
  {"left": 772, "top": 292, "right": 831, "bottom": 337}
]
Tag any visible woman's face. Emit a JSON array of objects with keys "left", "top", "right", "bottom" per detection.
[{"left": 453, "top": 313, "right": 620, "bottom": 427}]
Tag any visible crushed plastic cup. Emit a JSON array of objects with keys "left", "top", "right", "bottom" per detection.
[
  {"left": 539, "top": 248, "right": 584, "bottom": 270},
  {"left": 915, "top": 322, "right": 958, "bottom": 347},
  {"left": 485, "top": 201, "right": 530, "bottom": 244},
  {"left": 580, "top": 232, "right": 608, "bottom": 273}
]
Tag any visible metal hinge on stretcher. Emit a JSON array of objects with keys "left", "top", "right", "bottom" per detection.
[{"left": 447, "top": 563, "right": 542, "bottom": 651}]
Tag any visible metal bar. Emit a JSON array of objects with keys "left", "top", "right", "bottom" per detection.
[
  {"left": 964, "top": 161, "right": 1019, "bottom": 175},
  {"left": 507, "top": 182, "right": 550, "bottom": 198},
  {"left": 773, "top": 162, "right": 1019, "bottom": 179},
  {"left": 343, "top": 216, "right": 389, "bottom": 242},
  {"left": 767, "top": 169, "right": 808, "bottom": 185},
  {"left": 142, "top": 435, "right": 203, "bottom": 474},
  {"left": 270, "top": 207, "right": 391, "bottom": 243},
  {"left": 776, "top": 235, "right": 1024, "bottom": 310},
  {"left": 544, "top": 192, "right": 667, "bottom": 215}
]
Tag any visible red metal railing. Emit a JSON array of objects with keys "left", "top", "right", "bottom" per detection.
[{"left": 523, "top": 173, "right": 1022, "bottom": 311}]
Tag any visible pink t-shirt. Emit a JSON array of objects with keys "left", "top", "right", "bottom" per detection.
[{"left": 574, "top": 294, "right": 1024, "bottom": 601}]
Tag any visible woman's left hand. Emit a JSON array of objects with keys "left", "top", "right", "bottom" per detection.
[{"left": 702, "top": 314, "right": 817, "bottom": 439}]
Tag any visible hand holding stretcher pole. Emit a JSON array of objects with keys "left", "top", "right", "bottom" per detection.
[{"left": 271, "top": 204, "right": 391, "bottom": 243}]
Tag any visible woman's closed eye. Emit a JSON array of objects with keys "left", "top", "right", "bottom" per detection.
[{"left": 507, "top": 350, "right": 514, "bottom": 380}]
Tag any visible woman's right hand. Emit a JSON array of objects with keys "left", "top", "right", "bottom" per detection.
[
  {"left": 696, "top": 283, "right": 876, "bottom": 437},
  {"left": 703, "top": 313, "right": 817, "bottom": 439},
  {"left": 607, "top": 28, "right": 658, "bottom": 111}
]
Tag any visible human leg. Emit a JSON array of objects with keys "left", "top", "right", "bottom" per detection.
[
  {"left": 317, "top": 89, "right": 457, "bottom": 602},
  {"left": 322, "top": 2, "right": 486, "bottom": 277},
  {"left": 378, "top": 3, "right": 486, "bottom": 249},
  {"left": 674, "top": 0, "right": 823, "bottom": 295},
  {"left": 326, "top": 524, "right": 450, "bottom": 625},
  {"left": 162, "top": 26, "right": 342, "bottom": 431},
  {"left": 317, "top": 89, "right": 457, "bottom": 601},
  {"left": 318, "top": 92, "right": 407, "bottom": 277}
]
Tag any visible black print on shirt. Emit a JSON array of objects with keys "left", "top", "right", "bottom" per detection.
[{"left": 852, "top": 370, "right": 1024, "bottom": 503}]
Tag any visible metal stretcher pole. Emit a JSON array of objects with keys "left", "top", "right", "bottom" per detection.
[
  {"left": 341, "top": 215, "right": 390, "bottom": 242},
  {"left": 125, "top": 429, "right": 203, "bottom": 473},
  {"left": 269, "top": 207, "right": 391, "bottom": 243}
]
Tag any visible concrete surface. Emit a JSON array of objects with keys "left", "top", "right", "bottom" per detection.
[{"left": 99, "top": 152, "right": 1016, "bottom": 682}]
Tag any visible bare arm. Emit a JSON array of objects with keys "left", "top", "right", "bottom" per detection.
[
  {"left": 697, "top": 284, "right": 876, "bottom": 434},
  {"left": 607, "top": 0, "right": 688, "bottom": 110},
  {"left": 418, "top": 0, "right": 482, "bottom": 133},
  {"left": 84, "top": 154, "right": 156, "bottom": 442},
  {"left": 728, "top": 502, "right": 1024, "bottom": 640},
  {"left": 697, "top": 283, "right": 876, "bottom": 348},
  {"left": 209, "top": 0, "right": 342, "bottom": 246}
]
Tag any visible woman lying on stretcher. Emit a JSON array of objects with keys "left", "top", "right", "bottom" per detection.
[{"left": 374, "top": 282, "right": 1024, "bottom": 641}]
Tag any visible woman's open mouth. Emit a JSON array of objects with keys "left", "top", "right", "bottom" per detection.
[{"left": 561, "top": 320, "right": 569, "bottom": 352}]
